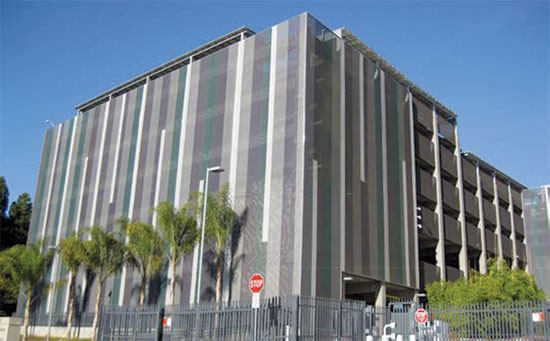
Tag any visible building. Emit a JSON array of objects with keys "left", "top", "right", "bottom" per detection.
[
  {"left": 522, "top": 185, "right": 550, "bottom": 299},
  {"left": 22, "top": 12, "right": 530, "bottom": 317}
]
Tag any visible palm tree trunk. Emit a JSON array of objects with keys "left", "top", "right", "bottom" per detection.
[
  {"left": 212, "top": 254, "right": 223, "bottom": 335},
  {"left": 91, "top": 281, "right": 103, "bottom": 341},
  {"left": 215, "top": 253, "right": 222, "bottom": 304},
  {"left": 23, "top": 289, "right": 31, "bottom": 341},
  {"left": 169, "top": 255, "right": 176, "bottom": 305},
  {"left": 66, "top": 272, "right": 76, "bottom": 339},
  {"left": 139, "top": 269, "right": 147, "bottom": 306}
]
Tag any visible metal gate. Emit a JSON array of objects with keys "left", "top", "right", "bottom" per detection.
[
  {"left": 98, "top": 296, "right": 366, "bottom": 340},
  {"left": 388, "top": 301, "right": 415, "bottom": 337},
  {"left": 163, "top": 296, "right": 366, "bottom": 340},
  {"left": 297, "top": 296, "right": 366, "bottom": 340},
  {"left": 162, "top": 296, "right": 297, "bottom": 340},
  {"left": 416, "top": 301, "right": 550, "bottom": 340},
  {"left": 98, "top": 305, "right": 163, "bottom": 341},
  {"left": 383, "top": 300, "right": 550, "bottom": 340}
]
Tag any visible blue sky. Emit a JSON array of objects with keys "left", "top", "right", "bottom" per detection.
[{"left": 1, "top": 1, "right": 549, "bottom": 200}]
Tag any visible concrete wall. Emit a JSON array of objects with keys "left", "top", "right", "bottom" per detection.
[{"left": 0, "top": 317, "right": 20, "bottom": 341}]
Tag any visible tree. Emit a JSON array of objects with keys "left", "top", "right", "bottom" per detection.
[
  {"left": 60, "top": 231, "right": 86, "bottom": 339},
  {"left": 0, "top": 176, "right": 32, "bottom": 251},
  {"left": 82, "top": 226, "right": 125, "bottom": 341},
  {"left": 0, "top": 240, "right": 54, "bottom": 340},
  {"left": 190, "top": 183, "right": 236, "bottom": 304},
  {"left": 0, "top": 176, "right": 8, "bottom": 219},
  {"left": 8, "top": 193, "right": 32, "bottom": 246},
  {"left": 0, "top": 176, "right": 10, "bottom": 251},
  {"left": 153, "top": 201, "right": 198, "bottom": 305},
  {"left": 120, "top": 218, "right": 164, "bottom": 306},
  {"left": 426, "top": 258, "right": 546, "bottom": 305},
  {"left": 0, "top": 177, "right": 33, "bottom": 315},
  {"left": 0, "top": 242, "right": 20, "bottom": 315}
]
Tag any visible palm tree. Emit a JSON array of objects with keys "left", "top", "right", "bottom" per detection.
[
  {"left": 82, "top": 226, "right": 125, "bottom": 341},
  {"left": 60, "top": 231, "right": 85, "bottom": 339},
  {"left": 153, "top": 201, "right": 198, "bottom": 305},
  {"left": 0, "top": 240, "right": 54, "bottom": 340},
  {"left": 121, "top": 218, "right": 164, "bottom": 306},
  {"left": 190, "top": 183, "right": 235, "bottom": 303}
]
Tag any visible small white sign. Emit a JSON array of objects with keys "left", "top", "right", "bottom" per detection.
[
  {"left": 252, "top": 292, "right": 260, "bottom": 309},
  {"left": 532, "top": 312, "right": 544, "bottom": 322},
  {"left": 162, "top": 316, "right": 172, "bottom": 327}
]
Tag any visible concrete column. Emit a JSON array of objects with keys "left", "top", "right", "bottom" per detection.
[
  {"left": 431, "top": 107, "right": 446, "bottom": 281},
  {"left": 412, "top": 291, "right": 421, "bottom": 305},
  {"left": 376, "top": 282, "right": 387, "bottom": 308},
  {"left": 407, "top": 90, "right": 420, "bottom": 289},
  {"left": 381, "top": 71, "right": 390, "bottom": 283},
  {"left": 376, "top": 282, "right": 387, "bottom": 336},
  {"left": 475, "top": 162, "right": 488, "bottom": 274},
  {"left": 508, "top": 183, "right": 518, "bottom": 269},
  {"left": 453, "top": 124, "right": 469, "bottom": 277},
  {"left": 522, "top": 209, "right": 530, "bottom": 274},
  {"left": 492, "top": 174, "right": 504, "bottom": 261},
  {"left": 339, "top": 39, "right": 347, "bottom": 290}
]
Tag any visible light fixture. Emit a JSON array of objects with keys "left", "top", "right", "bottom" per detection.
[
  {"left": 343, "top": 276, "right": 354, "bottom": 281},
  {"left": 209, "top": 166, "right": 224, "bottom": 173}
]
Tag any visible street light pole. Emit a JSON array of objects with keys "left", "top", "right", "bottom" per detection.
[
  {"left": 46, "top": 246, "right": 59, "bottom": 341},
  {"left": 195, "top": 166, "right": 224, "bottom": 305}
]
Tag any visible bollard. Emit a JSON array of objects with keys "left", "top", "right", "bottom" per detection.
[
  {"left": 366, "top": 336, "right": 374, "bottom": 341},
  {"left": 396, "top": 335, "right": 403, "bottom": 341},
  {"left": 382, "top": 322, "right": 396, "bottom": 340},
  {"left": 409, "top": 335, "right": 416, "bottom": 341},
  {"left": 382, "top": 333, "right": 396, "bottom": 340},
  {"left": 285, "top": 325, "right": 290, "bottom": 341}
]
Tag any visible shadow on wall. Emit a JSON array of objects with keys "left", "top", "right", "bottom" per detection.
[
  {"left": 200, "top": 207, "right": 248, "bottom": 303},
  {"left": 147, "top": 261, "right": 169, "bottom": 305},
  {"left": 72, "top": 205, "right": 251, "bottom": 306}
]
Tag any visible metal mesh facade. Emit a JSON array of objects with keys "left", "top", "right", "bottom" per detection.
[{"left": 23, "top": 13, "right": 530, "bottom": 316}]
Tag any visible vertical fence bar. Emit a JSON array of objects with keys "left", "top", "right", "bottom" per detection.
[{"left": 544, "top": 300, "right": 549, "bottom": 338}]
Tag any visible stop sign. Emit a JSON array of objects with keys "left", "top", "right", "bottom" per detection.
[
  {"left": 415, "top": 309, "right": 428, "bottom": 324},
  {"left": 249, "top": 273, "right": 264, "bottom": 294}
]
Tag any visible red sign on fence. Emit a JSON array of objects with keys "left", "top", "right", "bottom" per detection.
[
  {"left": 415, "top": 309, "right": 428, "bottom": 324},
  {"left": 162, "top": 317, "right": 171, "bottom": 327},
  {"left": 532, "top": 312, "right": 545, "bottom": 322},
  {"left": 249, "top": 273, "right": 264, "bottom": 294}
]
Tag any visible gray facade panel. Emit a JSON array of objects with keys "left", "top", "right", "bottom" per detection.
[{"left": 280, "top": 16, "right": 301, "bottom": 295}]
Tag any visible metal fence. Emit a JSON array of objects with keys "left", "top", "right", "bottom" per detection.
[
  {"left": 98, "top": 305, "right": 163, "bottom": 341},
  {"left": 98, "top": 296, "right": 366, "bottom": 340},
  {"left": 162, "top": 297, "right": 297, "bottom": 340},
  {"left": 297, "top": 296, "right": 366, "bottom": 340},
  {"left": 384, "top": 300, "right": 550, "bottom": 340},
  {"left": 29, "top": 298, "right": 548, "bottom": 340}
]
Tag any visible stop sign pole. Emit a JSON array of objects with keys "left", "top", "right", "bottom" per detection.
[{"left": 249, "top": 273, "right": 264, "bottom": 341}]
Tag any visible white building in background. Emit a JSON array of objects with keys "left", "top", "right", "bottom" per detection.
[{"left": 522, "top": 185, "right": 550, "bottom": 299}]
